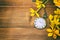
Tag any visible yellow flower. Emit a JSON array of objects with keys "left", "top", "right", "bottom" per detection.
[
  {"left": 54, "top": 8, "right": 60, "bottom": 14},
  {"left": 30, "top": 8, "right": 35, "bottom": 16},
  {"left": 53, "top": 15, "right": 60, "bottom": 25},
  {"left": 50, "top": 22, "right": 55, "bottom": 29},
  {"left": 36, "top": 0, "right": 45, "bottom": 8},
  {"left": 49, "top": 14, "right": 53, "bottom": 21},
  {"left": 48, "top": 11, "right": 60, "bottom": 39},
  {"left": 49, "top": 14, "right": 60, "bottom": 26},
  {"left": 53, "top": 0, "right": 60, "bottom": 7},
  {"left": 30, "top": 8, "right": 40, "bottom": 17},
  {"left": 46, "top": 28, "right": 60, "bottom": 39}
]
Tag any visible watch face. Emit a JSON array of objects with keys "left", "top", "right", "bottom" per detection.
[{"left": 34, "top": 18, "right": 46, "bottom": 29}]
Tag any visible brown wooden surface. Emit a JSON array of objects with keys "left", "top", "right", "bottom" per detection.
[
  {"left": 0, "top": 0, "right": 55, "bottom": 40},
  {"left": 0, "top": 28, "right": 48, "bottom": 40}
]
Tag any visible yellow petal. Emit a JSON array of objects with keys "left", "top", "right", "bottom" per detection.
[
  {"left": 46, "top": 28, "right": 52, "bottom": 32},
  {"left": 53, "top": 0, "right": 57, "bottom": 3},
  {"left": 54, "top": 15, "right": 58, "bottom": 23},
  {"left": 57, "top": 34, "right": 60, "bottom": 36},
  {"left": 36, "top": 0, "right": 42, "bottom": 3},
  {"left": 54, "top": 15, "right": 58, "bottom": 20},
  {"left": 54, "top": 11, "right": 57, "bottom": 14},
  {"left": 53, "top": 0, "right": 60, "bottom": 7},
  {"left": 36, "top": 3, "right": 39, "bottom": 5},
  {"left": 54, "top": 8, "right": 60, "bottom": 14},
  {"left": 36, "top": 5, "right": 42, "bottom": 9},
  {"left": 49, "top": 14, "right": 53, "bottom": 21},
  {"left": 31, "top": 13, "right": 35, "bottom": 16},
  {"left": 48, "top": 33, "right": 53, "bottom": 37},
  {"left": 55, "top": 3, "right": 60, "bottom": 8},
  {"left": 57, "top": 8, "right": 60, "bottom": 14},
  {"left": 42, "top": 4, "right": 45, "bottom": 8},
  {"left": 55, "top": 30, "right": 59, "bottom": 35},
  {"left": 50, "top": 23, "right": 54, "bottom": 29},
  {"left": 30, "top": 8, "right": 35, "bottom": 13},
  {"left": 57, "top": 8, "right": 60, "bottom": 11},
  {"left": 57, "top": 18, "right": 59, "bottom": 22},
  {"left": 56, "top": 18, "right": 60, "bottom": 25},
  {"left": 36, "top": 0, "right": 43, "bottom": 8},
  {"left": 36, "top": 0, "right": 41, "bottom": 5},
  {"left": 36, "top": 2, "right": 40, "bottom": 5},
  {"left": 53, "top": 34, "right": 57, "bottom": 39}
]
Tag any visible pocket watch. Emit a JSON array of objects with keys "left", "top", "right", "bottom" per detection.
[
  {"left": 30, "top": 0, "right": 48, "bottom": 29},
  {"left": 34, "top": 17, "right": 46, "bottom": 29},
  {"left": 34, "top": 8, "right": 47, "bottom": 29}
]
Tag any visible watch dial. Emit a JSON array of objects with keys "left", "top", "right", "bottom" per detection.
[{"left": 34, "top": 18, "right": 46, "bottom": 29}]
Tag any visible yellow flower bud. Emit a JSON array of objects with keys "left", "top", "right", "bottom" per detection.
[
  {"left": 48, "top": 33, "right": 53, "bottom": 37},
  {"left": 31, "top": 13, "right": 35, "bottom": 16},
  {"left": 55, "top": 30, "right": 59, "bottom": 35},
  {"left": 46, "top": 28, "right": 52, "bottom": 32},
  {"left": 42, "top": 4, "right": 45, "bottom": 8},
  {"left": 30, "top": 8, "right": 35, "bottom": 13},
  {"left": 49, "top": 14, "right": 53, "bottom": 21}
]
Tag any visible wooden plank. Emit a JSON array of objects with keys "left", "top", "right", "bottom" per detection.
[
  {"left": 0, "top": 7, "right": 54, "bottom": 28},
  {"left": 0, "top": 28, "right": 48, "bottom": 40},
  {"left": 0, "top": 0, "right": 33, "bottom": 6},
  {"left": 0, "top": 0, "right": 55, "bottom": 40},
  {"left": 0, "top": 7, "right": 30, "bottom": 27}
]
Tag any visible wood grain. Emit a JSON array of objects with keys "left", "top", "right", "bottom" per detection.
[
  {"left": 0, "top": 0, "right": 55, "bottom": 40},
  {"left": 0, "top": 28, "right": 48, "bottom": 40}
]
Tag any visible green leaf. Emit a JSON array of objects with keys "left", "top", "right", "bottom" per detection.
[
  {"left": 41, "top": 0, "right": 47, "bottom": 3},
  {"left": 43, "top": 8, "right": 48, "bottom": 19},
  {"left": 32, "top": 0, "right": 36, "bottom": 2},
  {"left": 43, "top": 12, "right": 47, "bottom": 19}
]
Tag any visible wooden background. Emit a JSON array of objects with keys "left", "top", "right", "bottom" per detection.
[{"left": 0, "top": 0, "right": 55, "bottom": 40}]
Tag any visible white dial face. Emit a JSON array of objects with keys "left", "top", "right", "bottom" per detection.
[{"left": 34, "top": 18, "right": 46, "bottom": 29}]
